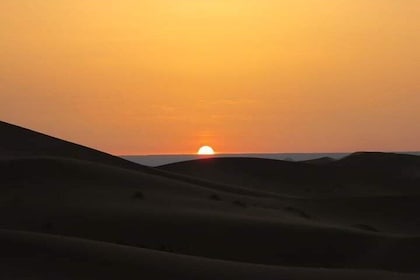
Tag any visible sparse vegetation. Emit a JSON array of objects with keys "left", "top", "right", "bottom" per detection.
[
  {"left": 44, "top": 221, "right": 54, "bottom": 231},
  {"left": 209, "top": 194, "right": 221, "bottom": 201},
  {"left": 284, "top": 206, "right": 311, "bottom": 219},
  {"left": 233, "top": 200, "right": 247, "bottom": 207},
  {"left": 132, "top": 191, "right": 144, "bottom": 199}
]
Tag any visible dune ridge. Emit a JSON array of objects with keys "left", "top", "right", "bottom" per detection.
[
  {"left": 159, "top": 154, "right": 420, "bottom": 197},
  {"left": 0, "top": 121, "right": 147, "bottom": 171}
]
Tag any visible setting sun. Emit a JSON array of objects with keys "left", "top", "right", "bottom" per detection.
[{"left": 198, "top": 146, "right": 215, "bottom": 155}]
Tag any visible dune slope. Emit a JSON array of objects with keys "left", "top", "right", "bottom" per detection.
[
  {"left": 1, "top": 120, "right": 420, "bottom": 279},
  {"left": 0, "top": 121, "right": 146, "bottom": 171}
]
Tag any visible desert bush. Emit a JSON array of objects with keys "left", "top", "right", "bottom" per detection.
[
  {"left": 209, "top": 194, "right": 221, "bottom": 201},
  {"left": 233, "top": 200, "right": 247, "bottom": 207},
  {"left": 133, "top": 191, "right": 144, "bottom": 199},
  {"left": 44, "top": 221, "right": 54, "bottom": 231},
  {"left": 284, "top": 206, "right": 311, "bottom": 219}
]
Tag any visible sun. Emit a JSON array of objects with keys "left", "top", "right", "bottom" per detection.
[{"left": 197, "top": 145, "right": 215, "bottom": 155}]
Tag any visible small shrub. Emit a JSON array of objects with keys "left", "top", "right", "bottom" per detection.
[
  {"left": 44, "top": 222, "right": 54, "bottom": 231},
  {"left": 209, "top": 194, "right": 221, "bottom": 201},
  {"left": 233, "top": 200, "right": 247, "bottom": 208},
  {"left": 284, "top": 206, "right": 311, "bottom": 219},
  {"left": 133, "top": 191, "right": 144, "bottom": 199},
  {"left": 159, "top": 244, "right": 174, "bottom": 253}
]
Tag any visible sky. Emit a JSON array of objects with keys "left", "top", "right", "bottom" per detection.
[{"left": 1, "top": 0, "right": 419, "bottom": 155}]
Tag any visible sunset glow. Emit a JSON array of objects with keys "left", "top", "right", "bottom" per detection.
[{"left": 0, "top": 1, "right": 419, "bottom": 154}]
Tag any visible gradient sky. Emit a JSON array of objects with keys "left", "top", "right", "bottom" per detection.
[{"left": 1, "top": 0, "right": 419, "bottom": 154}]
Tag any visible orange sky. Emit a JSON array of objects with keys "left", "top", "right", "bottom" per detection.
[{"left": 1, "top": 0, "right": 419, "bottom": 154}]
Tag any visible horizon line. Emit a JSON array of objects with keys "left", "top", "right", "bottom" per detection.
[{"left": 119, "top": 150, "right": 420, "bottom": 157}]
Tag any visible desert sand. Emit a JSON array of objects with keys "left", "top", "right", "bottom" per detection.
[{"left": 1, "top": 120, "right": 420, "bottom": 279}]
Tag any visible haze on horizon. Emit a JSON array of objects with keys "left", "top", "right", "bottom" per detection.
[{"left": 1, "top": 0, "right": 419, "bottom": 155}]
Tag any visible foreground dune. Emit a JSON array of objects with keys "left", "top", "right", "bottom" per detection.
[
  {"left": 1, "top": 120, "right": 420, "bottom": 279},
  {"left": 1, "top": 229, "right": 419, "bottom": 280}
]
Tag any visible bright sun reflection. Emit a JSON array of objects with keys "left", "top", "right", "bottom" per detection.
[{"left": 197, "top": 146, "right": 215, "bottom": 155}]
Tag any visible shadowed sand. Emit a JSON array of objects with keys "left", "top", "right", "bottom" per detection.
[{"left": 1, "top": 120, "right": 420, "bottom": 279}]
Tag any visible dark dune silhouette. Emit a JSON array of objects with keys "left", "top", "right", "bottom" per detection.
[
  {"left": 1, "top": 120, "right": 420, "bottom": 279},
  {"left": 159, "top": 153, "right": 420, "bottom": 197},
  {"left": 302, "top": 156, "right": 337, "bottom": 165},
  {"left": 0, "top": 121, "right": 147, "bottom": 171}
]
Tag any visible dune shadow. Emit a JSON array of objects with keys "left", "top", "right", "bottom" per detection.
[{"left": 351, "top": 224, "right": 379, "bottom": 232}]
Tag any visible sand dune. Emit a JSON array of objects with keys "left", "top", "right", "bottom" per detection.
[
  {"left": 0, "top": 121, "right": 146, "bottom": 171},
  {"left": 2, "top": 229, "right": 419, "bottom": 280},
  {"left": 1, "top": 121, "right": 420, "bottom": 279},
  {"left": 160, "top": 154, "right": 420, "bottom": 197}
]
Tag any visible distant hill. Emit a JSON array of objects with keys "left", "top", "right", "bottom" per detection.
[
  {"left": 159, "top": 153, "right": 420, "bottom": 197},
  {"left": 301, "top": 157, "right": 336, "bottom": 165},
  {"left": 159, "top": 157, "right": 328, "bottom": 196},
  {"left": 329, "top": 152, "right": 420, "bottom": 188}
]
